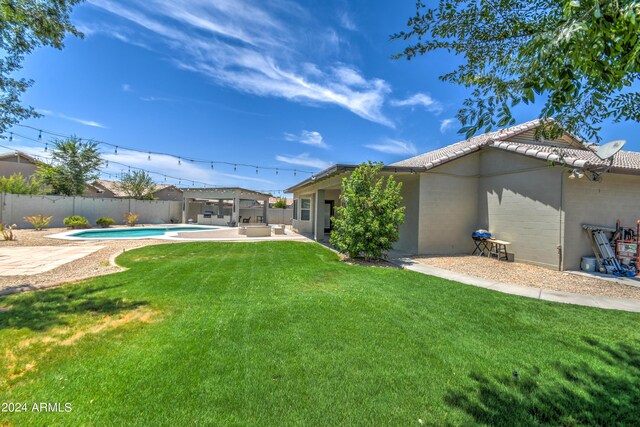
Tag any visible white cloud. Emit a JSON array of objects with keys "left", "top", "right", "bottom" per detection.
[
  {"left": 275, "top": 153, "right": 331, "bottom": 170},
  {"left": 440, "top": 118, "right": 456, "bottom": 134},
  {"left": 37, "top": 109, "right": 107, "bottom": 128},
  {"left": 122, "top": 83, "right": 132, "bottom": 92},
  {"left": 85, "top": 0, "right": 394, "bottom": 127},
  {"left": 390, "top": 93, "right": 442, "bottom": 114},
  {"left": 284, "top": 130, "right": 328, "bottom": 149},
  {"left": 338, "top": 11, "right": 357, "bottom": 31},
  {"left": 365, "top": 138, "right": 417, "bottom": 156}
]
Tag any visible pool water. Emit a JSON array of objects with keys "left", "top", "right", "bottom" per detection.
[{"left": 71, "top": 226, "right": 218, "bottom": 239}]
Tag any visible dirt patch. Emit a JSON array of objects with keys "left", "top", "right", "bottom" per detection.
[
  {"left": 415, "top": 255, "right": 640, "bottom": 300},
  {"left": 340, "top": 257, "right": 400, "bottom": 269}
]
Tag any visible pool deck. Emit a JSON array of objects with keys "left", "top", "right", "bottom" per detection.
[{"left": 46, "top": 224, "right": 221, "bottom": 240}]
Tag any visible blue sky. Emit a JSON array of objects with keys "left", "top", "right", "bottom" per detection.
[{"left": 5, "top": 0, "right": 639, "bottom": 194}]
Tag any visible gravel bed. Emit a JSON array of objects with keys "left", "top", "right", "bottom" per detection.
[
  {"left": 415, "top": 255, "right": 640, "bottom": 300},
  {"left": 0, "top": 227, "right": 175, "bottom": 295}
]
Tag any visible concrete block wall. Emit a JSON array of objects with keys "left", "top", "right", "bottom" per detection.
[
  {"left": 0, "top": 193, "right": 182, "bottom": 228},
  {"left": 418, "top": 154, "right": 479, "bottom": 255},
  {"left": 478, "top": 150, "right": 563, "bottom": 269}
]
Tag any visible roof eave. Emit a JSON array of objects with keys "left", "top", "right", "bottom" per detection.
[{"left": 285, "top": 164, "right": 425, "bottom": 193}]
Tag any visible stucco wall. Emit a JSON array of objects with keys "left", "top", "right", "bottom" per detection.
[
  {"left": 0, "top": 193, "right": 182, "bottom": 228},
  {"left": 0, "top": 160, "right": 37, "bottom": 179},
  {"left": 478, "top": 149, "right": 563, "bottom": 268},
  {"left": 418, "top": 153, "right": 479, "bottom": 255},
  {"left": 563, "top": 172, "right": 640, "bottom": 270},
  {"left": 394, "top": 175, "right": 420, "bottom": 254}
]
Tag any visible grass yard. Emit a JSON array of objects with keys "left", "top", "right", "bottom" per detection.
[{"left": 1, "top": 242, "right": 640, "bottom": 426}]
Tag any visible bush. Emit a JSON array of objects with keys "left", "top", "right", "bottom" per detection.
[
  {"left": 329, "top": 162, "right": 405, "bottom": 261},
  {"left": 63, "top": 215, "right": 90, "bottom": 229},
  {"left": 124, "top": 212, "right": 139, "bottom": 227},
  {"left": 273, "top": 198, "right": 288, "bottom": 209},
  {"left": 0, "top": 224, "right": 17, "bottom": 241},
  {"left": 23, "top": 214, "right": 53, "bottom": 231},
  {"left": 96, "top": 217, "right": 115, "bottom": 228}
]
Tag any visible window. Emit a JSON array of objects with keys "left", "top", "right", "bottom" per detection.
[
  {"left": 301, "top": 198, "right": 311, "bottom": 221},
  {"left": 293, "top": 199, "right": 298, "bottom": 220}
]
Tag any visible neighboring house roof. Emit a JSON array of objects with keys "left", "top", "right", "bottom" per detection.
[
  {"left": 269, "top": 197, "right": 293, "bottom": 205},
  {"left": 91, "top": 180, "right": 182, "bottom": 198},
  {"left": 391, "top": 119, "right": 640, "bottom": 175},
  {"left": 0, "top": 151, "right": 38, "bottom": 163}
]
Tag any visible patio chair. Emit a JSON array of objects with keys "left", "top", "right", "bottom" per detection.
[{"left": 242, "top": 217, "right": 251, "bottom": 223}]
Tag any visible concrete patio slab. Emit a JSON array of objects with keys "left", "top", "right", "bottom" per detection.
[
  {"left": 390, "top": 255, "right": 640, "bottom": 313},
  {"left": 0, "top": 246, "right": 104, "bottom": 276}
]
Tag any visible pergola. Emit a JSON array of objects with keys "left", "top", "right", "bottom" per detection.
[{"left": 181, "top": 187, "right": 272, "bottom": 226}]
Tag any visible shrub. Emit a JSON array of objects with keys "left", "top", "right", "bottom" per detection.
[
  {"left": 330, "top": 162, "right": 405, "bottom": 261},
  {"left": 124, "top": 212, "right": 139, "bottom": 227},
  {"left": 23, "top": 214, "right": 53, "bottom": 231},
  {"left": 0, "top": 224, "right": 17, "bottom": 241},
  {"left": 63, "top": 215, "right": 90, "bottom": 229},
  {"left": 96, "top": 217, "right": 115, "bottom": 228}
]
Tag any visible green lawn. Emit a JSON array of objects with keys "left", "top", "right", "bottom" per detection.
[{"left": 1, "top": 242, "right": 639, "bottom": 426}]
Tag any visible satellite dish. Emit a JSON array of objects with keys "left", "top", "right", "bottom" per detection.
[{"left": 594, "top": 139, "right": 626, "bottom": 160}]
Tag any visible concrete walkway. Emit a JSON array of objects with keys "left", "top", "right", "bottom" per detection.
[
  {"left": 389, "top": 255, "right": 640, "bottom": 313},
  {"left": 0, "top": 246, "right": 103, "bottom": 276}
]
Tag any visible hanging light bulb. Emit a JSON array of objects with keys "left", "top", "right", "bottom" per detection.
[
  {"left": 210, "top": 162, "right": 214, "bottom": 169},
  {"left": 148, "top": 152, "right": 151, "bottom": 160},
  {"left": 294, "top": 169, "right": 297, "bottom": 176},
  {"left": 9, "top": 132, "right": 12, "bottom": 142},
  {"left": 234, "top": 164, "right": 237, "bottom": 172},
  {"left": 114, "top": 146, "right": 118, "bottom": 154},
  {"left": 276, "top": 168, "right": 279, "bottom": 175},
  {"left": 105, "top": 160, "right": 109, "bottom": 168},
  {"left": 164, "top": 175, "right": 167, "bottom": 182},
  {"left": 179, "top": 179, "right": 182, "bottom": 185},
  {"left": 178, "top": 157, "right": 181, "bottom": 165},
  {"left": 256, "top": 167, "right": 258, "bottom": 174},
  {"left": 44, "top": 142, "right": 48, "bottom": 152},
  {"left": 38, "top": 130, "right": 42, "bottom": 140}
]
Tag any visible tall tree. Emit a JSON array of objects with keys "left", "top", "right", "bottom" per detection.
[
  {"left": 330, "top": 162, "right": 405, "bottom": 261},
  {"left": 0, "top": 0, "right": 83, "bottom": 134},
  {"left": 118, "top": 170, "right": 157, "bottom": 200},
  {"left": 37, "top": 137, "right": 101, "bottom": 196},
  {"left": 393, "top": 1, "right": 640, "bottom": 140}
]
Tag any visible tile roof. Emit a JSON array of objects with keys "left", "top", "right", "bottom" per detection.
[
  {"left": 391, "top": 119, "right": 547, "bottom": 168},
  {"left": 391, "top": 119, "right": 640, "bottom": 173},
  {"left": 93, "top": 180, "right": 181, "bottom": 198}
]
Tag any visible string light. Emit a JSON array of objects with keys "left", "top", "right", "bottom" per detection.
[
  {"left": 148, "top": 152, "right": 151, "bottom": 160},
  {"left": 2, "top": 131, "right": 295, "bottom": 194},
  {"left": 178, "top": 157, "right": 181, "bottom": 165},
  {"left": 234, "top": 164, "right": 237, "bottom": 172},
  {"left": 44, "top": 142, "right": 48, "bottom": 152},
  {"left": 9, "top": 132, "right": 12, "bottom": 142},
  {"left": 256, "top": 167, "right": 258, "bottom": 174},
  {"left": 210, "top": 162, "right": 214, "bottom": 169},
  {"left": 13, "top": 124, "right": 315, "bottom": 176},
  {"left": 276, "top": 168, "right": 279, "bottom": 175}
]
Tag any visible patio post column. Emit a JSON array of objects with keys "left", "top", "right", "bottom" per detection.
[
  {"left": 181, "top": 198, "right": 188, "bottom": 223},
  {"left": 263, "top": 199, "right": 268, "bottom": 224},
  {"left": 314, "top": 189, "right": 325, "bottom": 241},
  {"left": 232, "top": 196, "right": 240, "bottom": 225}
]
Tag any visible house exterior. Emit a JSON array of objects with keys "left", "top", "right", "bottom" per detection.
[
  {"left": 0, "top": 151, "right": 38, "bottom": 179},
  {"left": 83, "top": 179, "right": 183, "bottom": 201},
  {"left": 286, "top": 120, "right": 640, "bottom": 271}
]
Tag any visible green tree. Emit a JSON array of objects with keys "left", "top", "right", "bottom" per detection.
[
  {"left": 0, "top": 172, "right": 43, "bottom": 194},
  {"left": 37, "top": 137, "right": 101, "bottom": 196},
  {"left": 393, "top": 0, "right": 640, "bottom": 140},
  {"left": 273, "top": 198, "right": 288, "bottom": 209},
  {"left": 0, "top": 0, "right": 84, "bottom": 134},
  {"left": 117, "top": 170, "right": 157, "bottom": 200},
  {"left": 330, "top": 162, "right": 405, "bottom": 261}
]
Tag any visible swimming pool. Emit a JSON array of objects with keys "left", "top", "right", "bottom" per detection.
[{"left": 57, "top": 226, "right": 220, "bottom": 240}]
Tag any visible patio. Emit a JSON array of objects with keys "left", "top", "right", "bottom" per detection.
[{"left": 181, "top": 187, "right": 272, "bottom": 226}]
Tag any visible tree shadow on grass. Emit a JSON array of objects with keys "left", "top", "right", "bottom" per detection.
[
  {"left": 0, "top": 283, "right": 147, "bottom": 332},
  {"left": 443, "top": 337, "right": 640, "bottom": 426}
]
